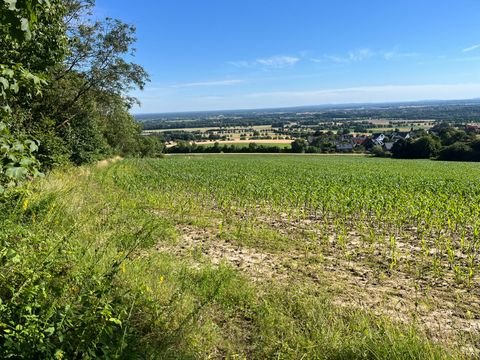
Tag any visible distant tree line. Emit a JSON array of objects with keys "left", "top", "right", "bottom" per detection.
[
  {"left": 167, "top": 141, "right": 287, "bottom": 154},
  {"left": 139, "top": 103, "right": 480, "bottom": 131},
  {"left": 165, "top": 124, "right": 480, "bottom": 162},
  {"left": 142, "top": 118, "right": 286, "bottom": 130},
  {"left": 388, "top": 124, "right": 480, "bottom": 161}
]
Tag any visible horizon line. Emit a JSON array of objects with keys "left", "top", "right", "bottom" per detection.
[{"left": 132, "top": 97, "right": 480, "bottom": 116}]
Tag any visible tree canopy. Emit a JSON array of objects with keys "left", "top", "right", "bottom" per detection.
[{"left": 1, "top": 0, "right": 162, "bottom": 193}]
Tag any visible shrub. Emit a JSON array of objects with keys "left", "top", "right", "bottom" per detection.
[
  {"left": 438, "top": 142, "right": 474, "bottom": 161},
  {"left": 0, "top": 122, "right": 42, "bottom": 195}
]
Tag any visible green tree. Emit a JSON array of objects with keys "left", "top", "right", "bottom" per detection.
[
  {"left": 391, "top": 136, "right": 440, "bottom": 159},
  {"left": 411, "top": 136, "right": 440, "bottom": 159},
  {"left": 29, "top": 0, "right": 150, "bottom": 165},
  {"left": 438, "top": 142, "right": 473, "bottom": 161},
  {"left": 1, "top": 0, "right": 67, "bottom": 191},
  {"left": 291, "top": 138, "right": 308, "bottom": 153},
  {"left": 371, "top": 145, "right": 387, "bottom": 157}
]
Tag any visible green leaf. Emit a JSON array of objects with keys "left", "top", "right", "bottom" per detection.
[
  {"left": 108, "top": 317, "right": 122, "bottom": 326},
  {"left": 10, "top": 80, "right": 19, "bottom": 93},
  {"left": 26, "top": 140, "right": 38, "bottom": 152},
  {"left": 0, "top": 77, "right": 8, "bottom": 89},
  {"left": 1, "top": 69, "right": 14, "bottom": 77},
  {"left": 1, "top": 105, "right": 12, "bottom": 114},
  {"left": 5, "top": 166, "right": 28, "bottom": 180},
  {"left": 11, "top": 254, "right": 21, "bottom": 264},
  {"left": 20, "top": 18, "right": 32, "bottom": 40},
  {"left": 19, "top": 157, "right": 34, "bottom": 167},
  {"left": 12, "top": 142, "right": 24, "bottom": 152},
  {"left": 5, "top": 0, "right": 17, "bottom": 11},
  {"left": 32, "top": 168, "right": 44, "bottom": 178}
]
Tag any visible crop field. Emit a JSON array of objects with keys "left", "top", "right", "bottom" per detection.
[
  {"left": 116, "top": 155, "right": 480, "bottom": 355},
  {"left": 5, "top": 155, "right": 480, "bottom": 358},
  {"left": 143, "top": 125, "right": 275, "bottom": 135}
]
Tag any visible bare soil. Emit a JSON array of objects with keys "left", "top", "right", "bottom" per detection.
[{"left": 155, "top": 221, "right": 480, "bottom": 356}]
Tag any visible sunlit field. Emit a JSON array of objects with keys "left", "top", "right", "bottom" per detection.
[{"left": 3, "top": 155, "right": 479, "bottom": 358}]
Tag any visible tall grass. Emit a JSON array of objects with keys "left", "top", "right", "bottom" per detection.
[{"left": 0, "top": 159, "right": 460, "bottom": 359}]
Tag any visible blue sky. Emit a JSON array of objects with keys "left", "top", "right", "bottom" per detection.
[{"left": 95, "top": 0, "right": 480, "bottom": 113}]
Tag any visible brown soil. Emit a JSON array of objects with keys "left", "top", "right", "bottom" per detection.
[{"left": 155, "top": 222, "right": 480, "bottom": 356}]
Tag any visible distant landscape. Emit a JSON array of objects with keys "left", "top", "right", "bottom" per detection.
[
  {"left": 136, "top": 100, "right": 480, "bottom": 161},
  {"left": 136, "top": 99, "right": 480, "bottom": 128}
]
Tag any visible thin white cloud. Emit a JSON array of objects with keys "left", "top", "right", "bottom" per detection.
[
  {"left": 169, "top": 79, "right": 245, "bottom": 88},
  {"left": 231, "top": 49, "right": 415, "bottom": 69},
  {"left": 256, "top": 56, "right": 300, "bottom": 68},
  {"left": 463, "top": 44, "right": 480, "bottom": 52},
  {"left": 451, "top": 56, "right": 480, "bottom": 62},
  {"left": 229, "top": 55, "right": 300, "bottom": 68},
  {"left": 238, "top": 84, "right": 480, "bottom": 108},
  {"left": 382, "top": 48, "right": 417, "bottom": 60},
  {"left": 315, "top": 48, "right": 417, "bottom": 64},
  {"left": 348, "top": 48, "right": 374, "bottom": 61},
  {"left": 319, "top": 48, "right": 374, "bottom": 64},
  {"left": 383, "top": 49, "right": 397, "bottom": 61},
  {"left": 228, "top": 61, "right": 251, "bottom": 68}
]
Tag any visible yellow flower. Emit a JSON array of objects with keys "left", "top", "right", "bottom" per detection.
[
  {"left": 22, "top": 198, "right": 29, "bottom": 211},
  {"left": 121, "top": 262, "right": 126, "bottom": 274},
  {"left": 159, "top": 275, "right": 164, "bottom": 284}
]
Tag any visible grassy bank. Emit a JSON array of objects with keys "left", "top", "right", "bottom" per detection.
[{"left": 0, "top": 156, "right": 471, "bottom": 358}]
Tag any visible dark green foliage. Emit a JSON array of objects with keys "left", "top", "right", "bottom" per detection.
[
  {"left": 438, "top": 142, "right": 480, "bottom": 162},
  {"left": 391, "top": 125, "right": 480, "bottom": 161},
  {"left": 291, "top": 138, "right": 308, "bottom": 153},
  {"left": 438, "top": 127, "right": 471, "bottom": 146},
  {"left": 411, "top": 136, "right": 441, "bottom": 158},
  {"left": 391, "top": 136, "right": 440, "bottom": 159},
  {"left": 371, "top": 145, "right": 388, "bottom": 157},
  {"left": 167, "top": 141, "right": 286, "bottom": 154},
  {"left": 0, "top": 0, "right": 66, "bottom": 116},
  {"left": 66, "top": 107, "right": 109, "bottom": 165},
  {"left": 0, "top": 122, "right": 42, "bottom": 194},
  {"left": 1, "top": 0, "right": 156, "bottom": 185},
  {"left": 138, "top": 136, "right": 165, "bottom": 157}
]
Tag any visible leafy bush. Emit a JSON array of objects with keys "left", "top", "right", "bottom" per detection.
[
  {"left": 438, "top": 142, "right": 476, "bottom": 162},
  {"left": 371, "top": 145, "right": 389, "bottom": 157},
  {"left": 0, "top": 122, "right": 42, "bottom": 195},
  {"left": 391, "top": 136, "right": 440, "bottom": 159}
]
